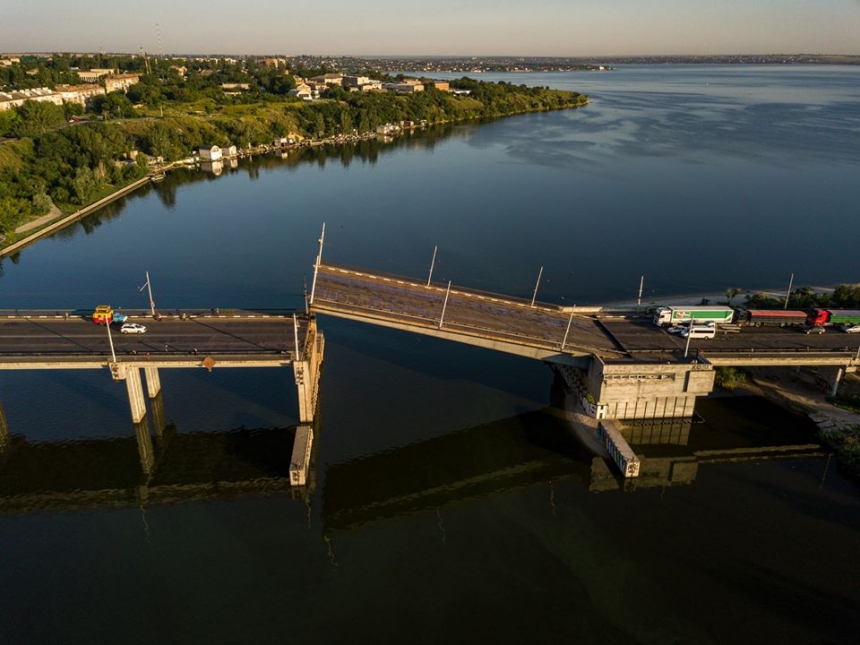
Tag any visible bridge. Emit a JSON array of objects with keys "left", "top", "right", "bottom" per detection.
[
  {"left": 307, "top": 228, "right": 859, "bottom": 428},
  {"left": 0, "top": 309, "right": 324, "bottom": 480},
  {"left": 2, "top": 234, "right": 856, "bottom": 485}
]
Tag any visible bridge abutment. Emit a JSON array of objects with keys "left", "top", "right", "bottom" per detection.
[
  {"left": 293, "top": 317, "right": 325, "bottom": 424},
  {"left": 555, "top": 357, "right": 715, "bottom": 421}
]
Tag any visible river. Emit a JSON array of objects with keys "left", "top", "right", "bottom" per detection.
[{"left": 1, "top": 65, "right": 859, "bottom": 644}]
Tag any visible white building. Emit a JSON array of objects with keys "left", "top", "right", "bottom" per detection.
[{"left": 199, "top": 145, "right": 223, "bottom": 162}]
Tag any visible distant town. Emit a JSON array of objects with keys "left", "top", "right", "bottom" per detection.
[{"left": 2, "top": 52, "right": 858, "bottom": 79}]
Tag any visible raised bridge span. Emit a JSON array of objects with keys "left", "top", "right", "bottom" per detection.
[{"left": 309, "top": 260, "right": 859, "bottom": 422}]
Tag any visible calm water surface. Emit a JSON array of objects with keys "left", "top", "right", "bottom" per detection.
[{"left": 1, "top": 66, "right": 859, "bottom": 644}]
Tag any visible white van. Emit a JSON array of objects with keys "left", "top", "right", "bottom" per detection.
[{"left": 680, "top": 324, "right": 716, "bottom": 339}]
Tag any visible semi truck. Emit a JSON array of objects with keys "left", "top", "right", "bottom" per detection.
[
  {"left": 808, "top": 309, "right": 860, "bottom": 327},
  {"left": 653, "top": 305, "right": 734, "bottom": 327},
  {"left": 734, "top": 309, "right": 808, "bottom": 327}
]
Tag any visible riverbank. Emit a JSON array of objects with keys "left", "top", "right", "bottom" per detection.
[{"left": 0, "top": 175, "right": 150, "bottom": 260}]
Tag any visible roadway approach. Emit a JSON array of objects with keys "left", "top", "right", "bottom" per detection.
[{"left": 0, "top": 308, "right": 325, "bottom": 481}]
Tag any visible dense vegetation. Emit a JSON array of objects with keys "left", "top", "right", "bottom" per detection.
[
  {"left": 744, "top": 285, "right": 860, "bottom": 310},
  {"left": 0, "top": 54, "right": 587, "bottom": 239}
]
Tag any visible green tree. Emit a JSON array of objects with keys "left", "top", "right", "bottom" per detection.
[{"left": 14, "top": 100, "right": 65, "bottom": 137}]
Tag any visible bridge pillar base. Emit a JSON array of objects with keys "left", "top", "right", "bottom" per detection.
[
  {"left": 293, "top": 318, "right": 325, "bottom": 424},
  {"left": 555, "top": 358, "right": 715, "bottom": 421}
]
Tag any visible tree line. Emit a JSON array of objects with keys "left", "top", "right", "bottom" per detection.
[{"left": 0, "top": 54, "right": 586, "bottom": 238}]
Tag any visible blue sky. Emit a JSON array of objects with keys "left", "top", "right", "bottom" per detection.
[{"left": 3, "top": 0, "right": 859, "bottom": 56}]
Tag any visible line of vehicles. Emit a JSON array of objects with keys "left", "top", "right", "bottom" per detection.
[
  {"left": 652, "top": 305, "right": 860, "bottom": 335},
  {"left": 91, "top": 305, "right": 147, "bottom": 334}
]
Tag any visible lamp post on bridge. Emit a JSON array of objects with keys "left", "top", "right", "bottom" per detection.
[
  {"left": 105, "top": 318, "right": 116, "bottom": 364},
  {"left": 427, "top": 245, "right": 438, "bottom": 287},
  {"left": 531, "top": 266, "right": 543, "bottom": 307},
  {"left": 309, "top": 222, "right": 326, "bottom": 306},
  {"left": 139, "top": 271, "right": 156, "bottom": 317},
  {"left": 439, "top": 281, "right": 452, "bottom": 329}
]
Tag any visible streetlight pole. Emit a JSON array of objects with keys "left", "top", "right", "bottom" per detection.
[
  {"left": 105, "top": 319, "right": 116, "bottom": 363},
  {"left": 427, "top": 245, "right": 438, "bottom": 287},
  {"left": 309, "top": 222, "right": 326, "bottom": 306},
  {"left": 784, "top": 272, "right": 794, "bottom": 309},
  {"left": 637, "top": 275, "right": 644, "bottom": 312},
  {"left": 561, "top": 313, "right": 574, "bottom": 351},
  {"left": 140, "top": 271, "right": 156, "bottom": 317},
  {"left": 683, "top": 323, "right": 694, "bottom": 358},
  {"left": 531, "top": 266, "right": 544, "bottom": 307},
  {"left": 439, "top": 281, "right": 452, "bottom": 329}
]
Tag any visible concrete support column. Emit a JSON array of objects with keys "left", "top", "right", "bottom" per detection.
[
  {"left": 150, "top": 392, "right": 166, "bottom": 439},
  {"left": 133, "top": 418, "right": 155, "bottom": 475},
  {"left": 144, "top": 366, "right": 161, "bottom": 399},
  {"left": 820, "top": 366, "right": 845, "bottom": 397},
  {"left": 0, "top": 398, "right": 10, "bottom": 456},
  {"left": 125, "top": 367, "right": 148, "bottom": 424},
  {"left": 293, "top": 318, "right": 325, "bottom": 423}
]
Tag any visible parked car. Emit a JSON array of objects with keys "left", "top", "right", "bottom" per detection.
[
  {"left": 840, "top": 324, "right": 860, "bottom": 334},
  {"left": 804, "top": 325, "right": 825, "bottom": 334},
  {"left": 120, "top": 323, "right": 147, "bottom": 334}
]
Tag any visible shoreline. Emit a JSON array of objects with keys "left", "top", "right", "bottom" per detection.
[{"left": 0, "top": 175, "right": 150, "bottom": 260}]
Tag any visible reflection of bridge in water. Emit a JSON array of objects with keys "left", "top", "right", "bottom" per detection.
[
  {"left": 0, "top": 419, "right": 312, "bottom": 516},
  {"left": 0, "top": 380, "right": 825, "bottom": 519}
]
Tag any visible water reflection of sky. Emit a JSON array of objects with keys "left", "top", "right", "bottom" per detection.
[{"left": 432, "top": 66, "right": 860, "bottom": 169}]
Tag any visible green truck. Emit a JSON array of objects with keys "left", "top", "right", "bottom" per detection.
[{"left": 652, "top": 305, "right": 734, "bottom": 327}]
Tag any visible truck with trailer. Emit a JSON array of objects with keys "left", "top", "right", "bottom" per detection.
[
  {"left": 807, "top": 309, "right": 860, "bottom": 327},
  {"left": 653, "top": 305, "right": 734, "bottom": 327},
  {"left": 734, "top": 309, "right": 808, "bottom": 327}
]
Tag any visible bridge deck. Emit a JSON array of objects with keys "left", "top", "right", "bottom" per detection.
[
  {"left": 0, "top": 310, "right": 308, "bottom": 368},
  {"left": 311, "top": 264, "right": 623, "bottom": 359}
]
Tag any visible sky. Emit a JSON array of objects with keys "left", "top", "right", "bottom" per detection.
[{"left": 3, "top": 0, "right": 859, "bottom": 57}]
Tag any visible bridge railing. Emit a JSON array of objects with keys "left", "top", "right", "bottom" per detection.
[
  {"left": 322, "top": 262, "right": 565, "bottom": 311},
  {"left": 0, "top": 308, "right": 300, "bottom": 319}
]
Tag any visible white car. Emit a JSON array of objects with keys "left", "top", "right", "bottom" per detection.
[
  {"left": 120, "top": 323, "right": 147, "bottom": 334},
  {"left": 840, "top": 324, "right": 860, "bottom": 334}
]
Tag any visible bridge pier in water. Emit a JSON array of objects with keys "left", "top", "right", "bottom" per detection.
[
  {"left": 554, "top": 358, "right": 716, "bottom": 421},
  {"left": 293, "top": 317, "right": 325, "bottom": 424}
]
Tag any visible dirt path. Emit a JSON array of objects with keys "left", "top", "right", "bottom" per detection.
[{"left": 14, "top": 203, "right": 64, "bottom": 234}]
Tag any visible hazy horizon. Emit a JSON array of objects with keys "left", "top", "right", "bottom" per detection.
[{"left": 4, "top": 1, "right": 859, "bottom": 58}]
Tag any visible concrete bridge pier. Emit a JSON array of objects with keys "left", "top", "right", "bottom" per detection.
[
  {"left": 554, "top": 357, "right": 716, "bottom": 421},
  {"left": 144, "top": 367, "right": 162, "bottom": 399},
  {"left": 150, "top": 392, "right": 166, "bottom": 439},
  {"left": 110, "top": 363, "right": 148, "bottom": 424},
  {"left": 293, "top": 317, "right": 325, "bottom": 424},
  {"left": 133, "top": 417, "right": 155, "bottom": 475},
  {"left": 819, "top": 366, "right": 845, "bottom": 397}
]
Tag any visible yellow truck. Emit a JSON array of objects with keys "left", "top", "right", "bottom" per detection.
[{"left": 92, "top": 305, "right": 127, "bottom": 325}]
